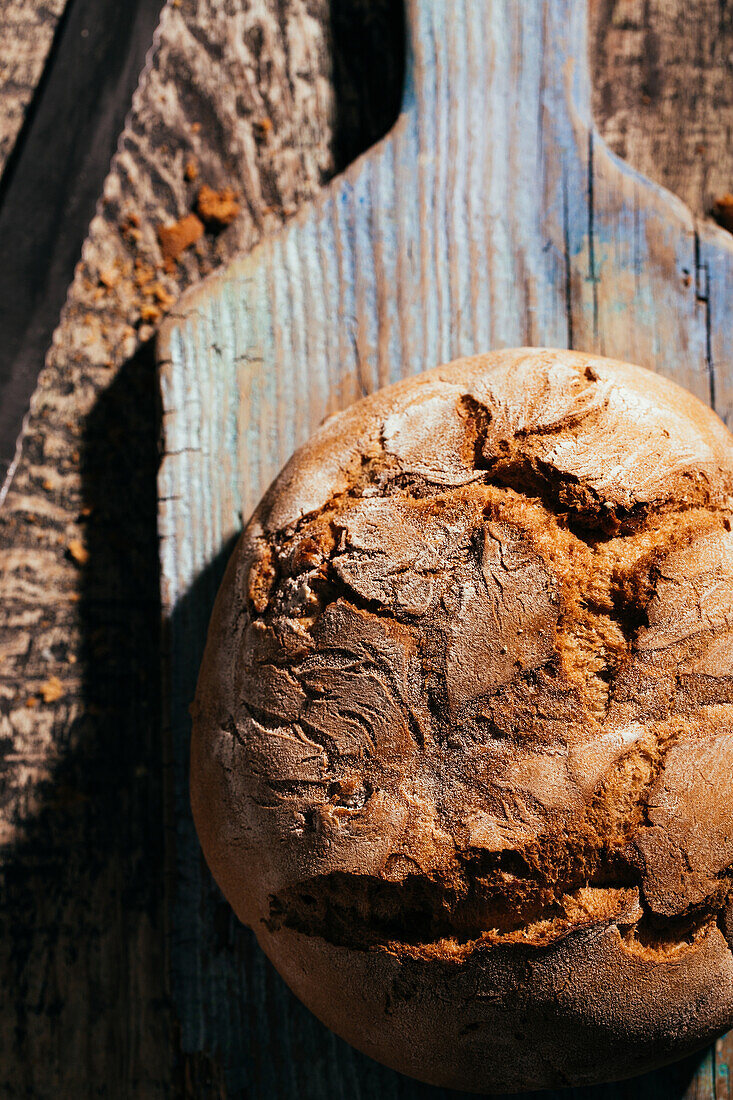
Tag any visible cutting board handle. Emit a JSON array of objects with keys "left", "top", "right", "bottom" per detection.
[
  {"left": 403, "top": 0, "right": 591, "bottom": 132},
  {"left": 160, "top": 4, "right": 733, "bottom": 1088}
]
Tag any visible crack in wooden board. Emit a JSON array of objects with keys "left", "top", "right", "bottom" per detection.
[{"left": 158, "top": 0, "right": 733, "bottom": 1094}]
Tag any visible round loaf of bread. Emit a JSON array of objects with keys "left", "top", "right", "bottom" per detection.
[{"left": 192, "top": 348, "right": 733, "bottom": 1092}]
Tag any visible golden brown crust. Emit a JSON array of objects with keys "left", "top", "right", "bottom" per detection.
[{"left": 191, "top": 349, "right": 733, "bottom": 1091}]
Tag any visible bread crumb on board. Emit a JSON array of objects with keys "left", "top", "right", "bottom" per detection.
[
  {"left": 196, "top": 184, "right": 240, "bottom": 227},
  {"left": 253, "top": 117, "right": 273, "bottom": 139},
  {"left": 98, "top": 268, "right": 117, "bottom": 290},
  {"left": 67, "top": 538, "right": 89, "bottom": 566},
  {"left": 157, "top": 212, "right": 205, "bottom": 264},
  {"left": 140, "top": 303, "right": 162, "bottom": 324},
  {"left": 41, "top": 676, "right": 64, "bottom": 704},
  {"left": 149, "top": 281, "right": 175, "bottom": 308}
]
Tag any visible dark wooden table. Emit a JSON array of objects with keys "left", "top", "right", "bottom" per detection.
[{"left": 0, "top": 1, "right": 732, "bottom": 1095}]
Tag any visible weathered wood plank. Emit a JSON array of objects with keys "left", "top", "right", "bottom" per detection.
[
  {"left": 1, "top": 0, "right": 731, "bottom": 1094},
  {"left": 0, "top": 0, "right": 405, "bottom": 1094},
  {"left": 159, "top": 1, "right": 733, "bottom": 1097},
  {"left": 0, "top": 0, "right": 68, "bottom": 175},
  {"left": 0, "top": 0, "right": 166, "bottom": 487},
  {"left": 589, "top": 0, "right": 733, "bottom": 222}
]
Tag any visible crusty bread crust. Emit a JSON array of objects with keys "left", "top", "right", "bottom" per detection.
[{"left": 191, "top": 349, "right": 733, "bottom": 1091}]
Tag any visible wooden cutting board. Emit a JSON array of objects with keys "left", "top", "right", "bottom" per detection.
[{"left": 158, "top": 0, "right": 733, "bottom": 1094}]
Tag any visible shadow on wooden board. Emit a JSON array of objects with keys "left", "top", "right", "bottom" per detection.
[
  {"left": 0, "top": 0, "right": 165, "bottom": 484},
  {"left": 0, "top": 342, "right": 171, "bottom": 1096},
  {"left": 0, "top": 1, "right": 404, "bottom": 1095},
  {"left": 0, "top": 1, "right": 729, "bottom": 1098}
]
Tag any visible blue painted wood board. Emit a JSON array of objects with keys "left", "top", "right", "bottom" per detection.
[{"left": 158, "top": 1, "right": 733, "bottom": 1095}]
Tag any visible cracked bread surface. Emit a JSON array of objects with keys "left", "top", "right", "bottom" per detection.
[{"left": 191, "top": 348, "right": 733, "bottom": 1092}]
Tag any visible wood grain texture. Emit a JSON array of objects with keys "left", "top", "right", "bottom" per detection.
[
  {"left": 1, "top": 0, "right": 731, "bottom": 1096},
  {"left": 589, "top": 0, "right": 733, "bottom": 221},
  {"left": 159, "top": 1, "right": 733, "bottom": 1097},
  {"left": 0, "top": 0, "right": 68, "bottom": 174},
  {"left": 0, "top": 0, "right": 403, "bottom": 1094},
  {"left": 0, "top": 0, "right": 166, "bottom": 484}
]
